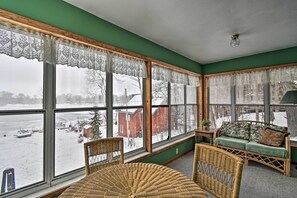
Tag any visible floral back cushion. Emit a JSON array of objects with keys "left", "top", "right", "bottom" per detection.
[
  {"left": 249, "top": 124, "right": 265, "bottom": 142},
  {"left": 268, "top": 125, "right": 287, "bottom": 133},
  {"left": 220, "top": 121, "right": 250, "bottom": 140}
]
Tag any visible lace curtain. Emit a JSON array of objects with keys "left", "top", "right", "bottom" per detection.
[
  {"left": 111, "top": 54, "right": 147, "bottom": 78},
  {"left": 0, "top": 23, "right": 108, "bottom": 71},
  {"left": 188, "top": 75, "right": 200, "bottom": 87},
  {"left": 269, "top": 66, "right": 297, "bottom": 83},
  {"left": 235, "top": 70, "right": 267, "bottom": 86},
  {"left": 56, "top": 40, "right": 108, "bottom": 71},
  {"left": 208, "top": 74, "right": 233, "bottom": 87},
  {"left": 0, "top": 23, "right": 47, "bottom": 62},
  {"left": 152, "top": 64, "right": 199, "bottom": 86}
]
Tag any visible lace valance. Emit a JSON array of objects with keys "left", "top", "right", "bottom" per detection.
[
  {"left": 269, "top": 66, "right": 297, "bottom": 83},
  {"left": 56, "top": 40, "right": 108, "bottom": 71},
  {"left": 235, "top": 70, "right": 267, "bottom": 86},
  {"left": 0, "top": 23, "right": 46, "bottom": 62},
  {"left": 188, "top": 75, "right": 200, "bottom": 87},
  {"left": 152, "top": 64, "right": 199, "bottom": 86},
  {"left": 111, "top": 54, "right": 146, "bottom": 78},
  {"left": 208, "top": 75, "right": 233, "bottom": 88}
]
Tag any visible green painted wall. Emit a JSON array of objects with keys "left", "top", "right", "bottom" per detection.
[
  {"left": 0, "top": 0, "right": 202, "bottom": 73},
  {"left": 141, "top": 138, "right": 195, "bottom": 164},
  {"left": 203, "top": 46, "right": 297, "bottom": 74}
]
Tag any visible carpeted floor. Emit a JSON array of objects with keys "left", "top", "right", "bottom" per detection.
[{"left": 167, "top": 151, "right": 297, "bottom": 198}]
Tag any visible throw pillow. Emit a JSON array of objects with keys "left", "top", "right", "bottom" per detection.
[
  {"left": 258, "top": 128, "right": 286, "bottom": 147},
  {"left": 220, "top": 121, "right": 250, "bottom": 140},
  {"left": 249, "top": 125, "right": 265, "bottom": 142}
]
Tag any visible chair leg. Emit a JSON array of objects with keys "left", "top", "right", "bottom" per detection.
[
  {"left": 244, "top": 158, "right": 249, "bottom": 166},
  {"left": 284, "top": 160, "right": 290, "bottom": 177}
]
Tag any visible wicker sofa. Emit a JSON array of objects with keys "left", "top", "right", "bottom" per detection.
[{"left": 214, "top": 121, "right": 291, "bottom": 176}]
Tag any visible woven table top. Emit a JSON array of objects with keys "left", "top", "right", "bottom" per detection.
[{"left": 60, "top": 163, "right": 206, "bottom": 198}]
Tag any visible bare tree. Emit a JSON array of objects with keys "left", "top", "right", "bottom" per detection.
[{"left": 86, "top": 70, "right": 106, "bottom": 99}]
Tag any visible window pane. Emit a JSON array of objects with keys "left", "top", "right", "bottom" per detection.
[
  {"left": 171, "top": 105, "right": 185, "bottom": 137},
  {"left": 55, "top": 110, "right": 106, "bottom": 176},
  {"left": 152, "top": 107, "right": 169, "bottom": 144},
  {"left": 0, "top": 55, "right": 43, "bottom": 110},
  {"left": 113, "top": 74, "right": 143, "bottom": 106},
  {"left": 270, "top": 106, "right": 287, "bottom": 127},
  {"left": 236, "top": 105, "right": 264, "bottom": 122},
  {"left": 209, "top": 105, "right": 231, "bottom": 129},
  {"left": 209, "top": 86, "right": 230, "bottom": 104},
  {"left": 171, "top": 83, "right": 184, "bottom": 105},
  {"left": 113, "top": 109, "right": 143, "bottom": 153},
  {"left": 152, "top": 80, "right": 168, "bottom": 105},
  {"left": 186, "top": 86, "right": 197, "bottom": 104},
  {"left": 236, "top": 84, "right": 264, "bottom": 104},
  {"left": 0, "top": 114, "right": 44, "bottom": 193},
  {"left": 56, "top": 65, "right": 106, "bottom": 108},
  {"left": 270, "top": 105, "right": 297, "bottom": 140},
  {"left": 186, "top": 105, "right": 197, "bottom": 132},
  {"left": 270, "top": 82, "right": 297, "bottom": 104}
]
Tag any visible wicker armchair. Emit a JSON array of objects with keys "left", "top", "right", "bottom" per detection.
[
  {"left": 192, "top": 144, "right": 244, "bottom": 198},
  {"left": 84, "top": 137, "right": 124, "bottom": 175}
]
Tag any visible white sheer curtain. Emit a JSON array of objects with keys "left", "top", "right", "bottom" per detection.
[
  {"left": 235, "top": 70, "right": 267, "bottom": 86},
  {"left": 56, "top": 39, "right": 108, "bottom": 71},
  {"left": 152, "top": 64, "right": 199, "bottom": 86},
  {"left": 0, "top": 23, "right": 49, "bottom": 62},
  {"left": 208, "top": 75, "right": 232, "bottom": 104},
  {"left": 208, "top": 74, "right": 233, "bottom": 87},
  {"left": 269, "top": 66, "right": 297, "bottom": 83},
  {"left": 111, "top": 54, "right": 146, "bottom": 78},
  {"left": 188, "top": 75, "right": 200, "bottom": 87}
]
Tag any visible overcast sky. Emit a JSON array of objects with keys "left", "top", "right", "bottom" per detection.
[{"left": 0, "top": 54, "right": 141, "bottom": 97}]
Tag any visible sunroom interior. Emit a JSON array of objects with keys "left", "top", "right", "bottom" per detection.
[{"left": 0, "top": 0, "right": 297, "bottom": 198}]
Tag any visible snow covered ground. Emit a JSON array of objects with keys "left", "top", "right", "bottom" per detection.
[{"left": 0, "top": 110, "right": 294, "bottom": 193}]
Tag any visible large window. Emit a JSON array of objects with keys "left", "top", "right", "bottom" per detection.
[
  {"left": 152, "top": 77, "right": 169, "bottom": 144},
  {"left": 208, "top": 75, "right": 232, "bottom": 129},
  {"left": 186, "top": 85, "right": 198, "bottom": 131},
  {"left": 208, "top": 66, "right": 297, "bottom": 141},
  {"left": 112, "top": 73, "right": 144, "bottom": 153},
  {"left": 152, "top": 65, "right": 199, "bottom": 145},
  {"left": 270, "top": 67, "right": 297, "bottom": 140},
  {"left": 235, "top": 71, "right": 265, "bottom": 122},
  {"left": 0, "top": 20, "right": 197, "bottom": 197},
  {"left": 171, "top": 83, "right": 185, "bottom": 137},
  {"left": 0, "top": 55, "right": 44, "bottom": 192}
]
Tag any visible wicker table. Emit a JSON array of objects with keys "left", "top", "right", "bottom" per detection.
[{"left": 60, "top": 163, "right": 206, "bottom": 198}]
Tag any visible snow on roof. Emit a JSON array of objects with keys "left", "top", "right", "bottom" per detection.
[
  {"left": 83, "top": 125, "right": 92, "bottom": 129},
  {"left": 152, "top": 98, "right": 164, "bottom": 105},
  {"left": 126, "top": 94, "right": 142, "bottom": 106},
  {"left": 152, "top": 98, "right": 166, "bottom": 114}
]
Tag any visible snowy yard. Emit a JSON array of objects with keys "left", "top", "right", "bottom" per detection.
[{"left": 0, "top": 110, "right": 294, "bottom": 191}]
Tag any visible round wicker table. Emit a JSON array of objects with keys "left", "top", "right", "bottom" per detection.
[{"left": 60, "top": 163, "right": 206, "bottom": 198}]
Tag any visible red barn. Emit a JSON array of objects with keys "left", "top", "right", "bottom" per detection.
[{"left": 118, "top": 96, "right": 174, "bottom": 137}]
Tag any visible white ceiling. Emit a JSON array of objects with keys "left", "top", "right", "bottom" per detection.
[{"left": 64, "top": 0, "right": 297, "bottom": 64}]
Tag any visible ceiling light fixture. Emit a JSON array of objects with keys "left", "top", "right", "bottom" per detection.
[{"left": 230, "top": 34, "right": 240, "bottom": 47}]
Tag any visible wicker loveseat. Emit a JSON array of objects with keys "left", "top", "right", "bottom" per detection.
[{"left": 214, "top": 121, "right": 291, "bottom": 176}]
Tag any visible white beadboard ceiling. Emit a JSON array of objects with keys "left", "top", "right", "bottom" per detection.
[{"left": 64, "top": 0, "right": 297, "bottom": 64}]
